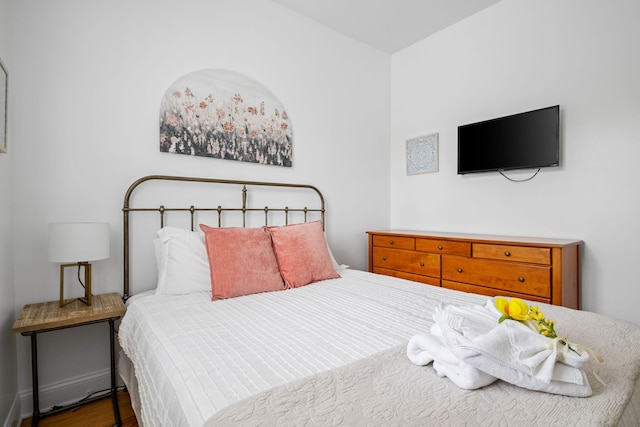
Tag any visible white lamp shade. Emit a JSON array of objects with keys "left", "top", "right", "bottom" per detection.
[{"left": 48, "top": 222, "right": 110, "bottom": 263}]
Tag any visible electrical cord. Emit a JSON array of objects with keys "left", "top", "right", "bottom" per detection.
[
  {"left": 49, "top": 385, "right": 127, "bottom": 412},
  {"left": 499, "top": 168, "right": 541, "bottom": 182},
  {"left": 76, "top": 264, "right": 86, "bottom": 289}
]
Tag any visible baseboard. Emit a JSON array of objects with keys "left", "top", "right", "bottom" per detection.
[
  {"left": 2, "top": 394, "right": 20, "bottom": 427},
  {"left": 18, "top": 368, "right": 112, "bottom": 419}
]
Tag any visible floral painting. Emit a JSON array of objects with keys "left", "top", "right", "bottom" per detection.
[{"left": 160, "top": 69, "right": 292, "bottom": 167}]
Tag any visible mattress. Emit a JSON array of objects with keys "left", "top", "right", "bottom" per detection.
[{"left": 118, "top": 269, "right": 640, "bottom": 426}]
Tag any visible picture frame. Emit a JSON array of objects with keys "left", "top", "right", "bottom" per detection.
[
  {"left": 159, "top": 69, "right": 293, "bottom": 167},
  {"left": 406, "top": 133, "right": 438, "bottom": 175},
  {"left": 0, "top": 56, "right": 7, "bottom": 153}
]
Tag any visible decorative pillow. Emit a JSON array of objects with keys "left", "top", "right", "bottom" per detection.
[
  {"left": 266, "top": 221, "right": 341, "bottom": 288},
  {"left": 199, "top": 225, "right": 286, "bottom": 300},
  {"left": 154, "top": 227, "right": 211, "bottom": 295}
]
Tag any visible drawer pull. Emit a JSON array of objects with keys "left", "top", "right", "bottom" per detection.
[
  {"left": 438, "top": 245, "right": 443, "bottom": 250},
  {"left": 457, "top": 268, "right": 463, "bottom": 273},
  {"left": 419, "top": 261, "right": 425, "bottom": 267},
  {"left": 504, "top": 251, "right": 511, "bottom": 257},
  {"left": 389, "top": 240, "right": 394, "bottom": 245},
  {"left": 382, "top": 256, "right": 387, "bottom": 261},
  {"left": 518, "top": 277, "right": 525, "bottom": 282}
]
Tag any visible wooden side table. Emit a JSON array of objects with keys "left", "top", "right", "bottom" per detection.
[{"left": 13, "top": 293, "right": 126, "bottom": 427}]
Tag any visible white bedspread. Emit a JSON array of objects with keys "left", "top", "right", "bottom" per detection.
[{"left": 118, "top": 269, "right": 640, "bottom": 427}]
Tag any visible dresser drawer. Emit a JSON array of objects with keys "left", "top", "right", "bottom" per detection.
[
  {"left": 442, "top": 280, "right": 550, "bottom": 304},
  {"left": 442, "top": 256, "right": 551, "bottom": 298},
  {"left": 473, "top": 243, "right": 550, "bottom": 265},
  {"left": 373, "top": 267, "right": 440, "bottom": 287},
  {"left": 416, "top": 238, "right": 471, "bottom": 256},
  {"left": 372, "top": 247, "right": 440, "bottom": 278},
  {"left": 372, "top": 235, "right": 415, "bottom": 250}
]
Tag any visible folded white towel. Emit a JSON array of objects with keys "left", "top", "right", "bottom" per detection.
[
  {"left": 407, "top": 334, "right": 496, "bottom": 390},
  {"left": 433, "top": 301, "right": 499, "bottom": 345},
  {"left": 454, "top": 346, "right": 592, "bottom": 397},
  {"left": 441, "top": 305, "right": 588, "bottom": 382},
  {"left": 430, "top": 299, "right": 593, "bottom": 397}
]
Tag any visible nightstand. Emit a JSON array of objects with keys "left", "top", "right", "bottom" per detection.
[{"left": 13, "top": 293, "right": 126, "bottom": 427}]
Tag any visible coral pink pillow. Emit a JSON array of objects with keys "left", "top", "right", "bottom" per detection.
[
  {"left": 266, "top": 221, "right": 340, "bottom": 288},
  {"left": 199, "top": 225, "right": 285, "bottom": 300}
]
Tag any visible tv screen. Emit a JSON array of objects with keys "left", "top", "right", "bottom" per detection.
[{"left": 457, "top": 105, "right": 559, "bottom": 175}]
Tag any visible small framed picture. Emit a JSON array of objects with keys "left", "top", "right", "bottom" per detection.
[{"left": 406, "top": 133, "right": 438, "bottom": 175}]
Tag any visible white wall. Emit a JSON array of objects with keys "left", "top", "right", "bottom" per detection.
[
  {"left": 0, "top": 0, "right": 19, "bottom": 423},
  {"left": 391, "top": 0, "right": 640, "bottom": 324},
  {"left": 8, "top": 0, "right": 639, "bottom": 421},
  {"left": 0, "top": 148, "right": 17, "bottom": 425},
  {"left": 7, "top": 0, "right": 390, "bottom": 416}
]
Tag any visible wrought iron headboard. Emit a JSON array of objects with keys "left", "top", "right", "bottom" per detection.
[{"left": 122, "top": 175, "right": 325, "bottom": 300}]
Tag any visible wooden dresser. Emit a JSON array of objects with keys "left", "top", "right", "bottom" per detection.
[{"left": 367, "top": 230, "right": 581, "bottom": 309}]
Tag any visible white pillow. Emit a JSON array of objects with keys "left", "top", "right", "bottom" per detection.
[
  {"left": 325, "top": 233, "right": 349, "bottom": 271},
  {"left": 154, "top": 227, "right": 211, "bottom": 295},
  {"left": 153, "top": 226, "right": 346, "bottom": 294}
]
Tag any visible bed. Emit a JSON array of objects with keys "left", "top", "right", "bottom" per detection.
[{"left": 118, "top": 175, "right": 640, "bottom": 426}]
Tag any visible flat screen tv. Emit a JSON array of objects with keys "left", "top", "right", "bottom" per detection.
[{"left": 457, "top": 105, "right": 559, "bottom": 175}]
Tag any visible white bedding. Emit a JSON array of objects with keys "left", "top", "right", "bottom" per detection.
[{"left": 118, "top": 269, "right": 640, "bottom": 426}]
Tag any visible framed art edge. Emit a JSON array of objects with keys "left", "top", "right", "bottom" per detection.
[
  {"left": 0, "top": 56, "right": 7, "bottom": 154},
  {"left": 406, "top": 133, "right": 439, "bottom": 175}
]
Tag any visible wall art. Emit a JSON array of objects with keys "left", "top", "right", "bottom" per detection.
[
  {"left": 159, "top": 69, "right": 292, "bottom": 167},
  {"left": 0, "top": 56, "right": 7, "bottom": 153},
  {"left": 406, "top": 133, "right": 438, "bottom": 175}
]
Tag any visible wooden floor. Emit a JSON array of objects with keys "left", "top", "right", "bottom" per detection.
[{"left": 21, "top": 390, "right": 138, "bottom": 427}]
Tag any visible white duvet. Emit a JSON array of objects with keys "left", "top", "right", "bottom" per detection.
[
  {"left": 119, "top": 269, "right": 640, "bottom": 427},
  {"left": 119, "top": 269, "right": 489, "bottom": 426}
]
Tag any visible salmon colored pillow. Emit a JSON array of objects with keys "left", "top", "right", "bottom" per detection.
[
  {"left": 266, "top": 221, "right": 340, "bottom": 288},
  {"left": 199, "top": 225, "right": 285, "bottom": 300}
]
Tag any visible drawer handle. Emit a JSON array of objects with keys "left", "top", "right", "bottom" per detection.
[
  {"left": 382, "top": 256, "right": 387, "bottom": 261},
  {"left": 518, "top": 277, "right": 525, "bottom": 282},
  {"left": 389, "top": 240, "right": 394, "bottom": 245},
  {"left": 504, "top": 251, "right": 511, "bottom": 257},
  {"left": 438, "top": 245, "right": 443, "bottom": 250},
  {"left": 419, "top": 261, "right": 425, "bottom": 267},
  {"left": 457, "top": 268, "right": 463, "bottom": 273}
]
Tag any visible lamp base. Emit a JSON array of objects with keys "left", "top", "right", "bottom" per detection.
[{"left": 59, "top": 262, "right": 92, "bottom": 307}]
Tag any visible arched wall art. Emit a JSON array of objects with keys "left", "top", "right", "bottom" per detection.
[{"left": 159, "top": 69, "right": 293, "bottom": 167}]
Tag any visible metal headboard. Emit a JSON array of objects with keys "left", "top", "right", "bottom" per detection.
[{"left": 122, "top": 175, "right": 325, "bottom": 300}]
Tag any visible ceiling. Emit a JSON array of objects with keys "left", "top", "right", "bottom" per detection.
[{"left": 270, "top": 0, "right": 502, "bottom": 53}]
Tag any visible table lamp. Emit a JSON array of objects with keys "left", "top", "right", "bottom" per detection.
[{"left": 48, "top": 222, "right": 110, "bottom": 307}]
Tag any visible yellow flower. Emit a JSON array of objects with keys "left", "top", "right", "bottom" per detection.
[
  {"left": 529, "top": 306, "right": 545, "bottom": 321},
  {"left": 495, "top": 297, "right": 530, "bottom": 321},
  {"left": 495, "top": 297, "right": 559, "bottom": 339}
]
